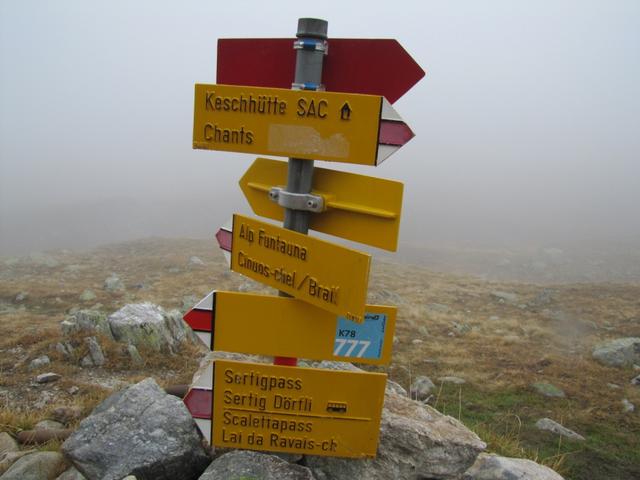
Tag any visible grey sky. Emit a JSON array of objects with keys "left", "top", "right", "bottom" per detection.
[{"left": 1, "top": 0, "right": 639, "bottom": 255}]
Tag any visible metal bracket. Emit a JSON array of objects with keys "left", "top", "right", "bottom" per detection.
[
  {"left": 293, "top": 38, "right": 328, "bottom": 54},
  {"left": 269, "top": 187, "right": 324, "bottom": 213},
  {"left": 291, "top": 82, "right": 325, "bottom": 91}
]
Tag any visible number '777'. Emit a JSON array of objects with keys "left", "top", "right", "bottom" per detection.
[{"left": 334, "top": 339, "right": 371, "bottom": 357}]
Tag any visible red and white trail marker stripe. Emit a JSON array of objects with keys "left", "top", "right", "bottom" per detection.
[
  {"left": 183, "top": 362, "right": 213, "bottom": 443},
  {"left": 183, "top": 290, "right": 214, "bottom": 349},
  {"left": 377, "top": 98, "right": 415, "bottom": 164},
  {"left": 215, "top": 227, "right": 232, "bottom": 253}
]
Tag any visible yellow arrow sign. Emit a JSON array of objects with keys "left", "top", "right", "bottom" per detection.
[
  {"left": 240, "top": 157, "right": 404, "bottom": 251},
  {"left": 187, "top": 291, "right": 396, "bottom": 365},
  {"left": 230, "top": 214, "right": 370, "bottom": 323},
  {"left": 193, "top": 84, "right": 411, "bottom": 165},
  {"left": 212, "top": 359, "right": 386, "bottom": 458}
]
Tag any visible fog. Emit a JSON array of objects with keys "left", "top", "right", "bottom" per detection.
[{"left": 1, "top": 0, "right": 639, "bottom": 257}]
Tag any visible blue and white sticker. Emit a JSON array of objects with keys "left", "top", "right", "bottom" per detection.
[{"left": 333, "top": 312, "right": 387, "bottom": 360}]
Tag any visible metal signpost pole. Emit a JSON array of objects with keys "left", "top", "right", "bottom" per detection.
[{"left": 274, "top": 18, "right": 328, "bottom": 367}]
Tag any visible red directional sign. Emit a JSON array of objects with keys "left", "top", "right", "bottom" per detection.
[{"left": 217, "top": 39, "right": 425, "bottom": 104}]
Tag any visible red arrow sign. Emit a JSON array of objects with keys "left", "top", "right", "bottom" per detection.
[{"left": 217, "top": 39, "right": 425, "bottom": 104}]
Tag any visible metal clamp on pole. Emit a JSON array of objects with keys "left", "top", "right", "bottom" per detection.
[
  {"left": 291, "top": 82, "right": 325, "bottom": 91},
  {"left": 269, "top": 187, "right": 324, "bottom": 213},
  {"left": 293, "top": 38, "right": 328, "bottom": 54}
]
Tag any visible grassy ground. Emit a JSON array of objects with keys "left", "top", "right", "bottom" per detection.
[{"left": 1, "top": 238, "right": 639, "bottom": 479}]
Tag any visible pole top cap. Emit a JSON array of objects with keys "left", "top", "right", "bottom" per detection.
[{"left": 297, "top": 18, "right": 328, "bottom": 39}]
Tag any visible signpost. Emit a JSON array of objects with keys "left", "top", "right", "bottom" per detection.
[
  {"left": 184, "top": 16, "right": 425, "bottom": 459},
  {"left": 240, "top": 157, "right": 404, "bottom": 251},
  {"left": 193, "top": 84, "right": 413, "bottom": 166},
  {"left": 217, "top": 38, "right": 425, "bottom": 104},
  {"left": 212, "top": 359, "right": 386, "bottom": 458},
  {"left": 227, "top": 214, "right": 370, "bottom": 323},
  {"left": 183, "top": 290, "right": 396, "bottom": 365}
]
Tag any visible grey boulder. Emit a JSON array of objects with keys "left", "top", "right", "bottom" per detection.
[
  {"left": 592, "top": 337, "right": 640, "bottom": 368},
  {"left": 535, "top": 418, "right": 585, "bottom": 441},
  {"left": 104, "top": 274, "right": 124, "bottom": 292},
  {"left": 410, "top": 375, "right": 435, "bottom": 401},
  {"left": 0, "top": 432, "right": 18, "bottom": 455},
  {"left": 199, "top": 450, "right": 315, "bottom": 480},
  {"left": 55, "top": 466, "right": 87, "bottom": 479},
  {"left": 107, "top": 303, "right": 192, "bottom": 353},
  {"left": 62, "top": 377, "right": 210, "bottom": 480},
  {"left": 304, "top": 391, "right": 486, "bottom": 480},
  {"left": 0, "top": 451, "right": 66, "bottom": 480},
  {"left": 29, "top": 355, "right": 50, "bottom": 370},
  {"left": 61, "top": 310, "right": 112, "bottom": 340},
  {"left": 462, "top": 453, "right": 563, "bottom": 479}
]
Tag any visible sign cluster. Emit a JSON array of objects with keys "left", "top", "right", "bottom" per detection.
[{"left": 183, "top": 25, "right": 424, "bottom": 459}]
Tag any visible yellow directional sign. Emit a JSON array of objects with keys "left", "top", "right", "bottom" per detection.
[
  {"left": 212, "top": 359, "right": 387, "bottom": 458},
  {"left": 230, "top": 214, "right": 370, "bottom": 323},
  {"left": 193, "top": 84, "right": 382, "bottom": 165},
  {"left": 205, "top": 291, "right": 396, "bottom": 365},
  {"left": 240, "top": 157, "right": 404, "bottom": 251}
]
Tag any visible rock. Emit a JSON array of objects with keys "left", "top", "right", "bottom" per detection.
[
  {"left": 305, "top": 391, "right": 485, "bottom": 480},
  {"left": 490, "top": 291, "right": 519, "bottom": 304},
  {"left": 462, "top": 453, "right": 564, "bottom": 480},
  {"left": 51, "top": 406, "right": 82, "bottom": 425},
  {"left": 0, "top": 432, "right": 19, "bottom": 455},
  {"left": 592, "top": 337, "right": 640, "bottom": 368},
  {"left": 60, "top": 320, "right": 78, "bottom": 337},
  {"left": 0, "top": 451, "right": 65, "bottom": 480},
  {"left": 529, "top": 288, "right": 554, "bottom": 308},
  {"left": 622, "top": 399, "right": 635, "bottom": 413},
  {"left": 79, "top": 290, "right": 97, "bottom": 302},
  {"left": 631, "top": 374, "right": 640, "bottom": 386},
  {"left": 438, "top": 376, "right": 466, "bottom": 385},
  {"left": 81, "top": 337, "right": 105, "bottom": 367},
  {"left": 14, "top": 292, "right": 28, "bottom": 303},
  {"left": 181, "top": 295, "right": 198, "bottom": 313},
  {"left": 607, "top": 383, "right": 621, "bottom": 389},
  {"left": 56, "top": 466, "right": 87, "bottom": 479},
  {"left": 68, "top": 386, "right": 80, "bottom": 395},
  {"left": 34, "top": 391, "right": 55, "bottom": 409},
  {"left": 35, "top": 419, "right": 65, "bottom": 430},
  {"left": 29, "top": 355, "right": 50, "bottom": 370},
  {"left": 531, "top": 382, "right": 565, "bottom": 398},
  {"left": 411, "top": 339, "right": 423, "bottom": 345},
  {"left": 107, "top": 303, "right": 191, "bottom": 353},
  {"left": 187, "top": 256, "right": 205, "bottom": 267},
  {"left": 61, "top": 310, "right": 112, "bottom": 341},
  {"left": 409, "top": 375, "right": 435, "bottom": 401},
  {"left": 309, "top": 360, "right": 362, "bottom": 372},
  {"left": 535, "top": 418, "right": 585, "bottom": 441},
  {"left": 451, "top": 322, "right": 471, "bottom": 336},
  {"left": 200, "top": 450, "right": 314, "bottom": 480},
  {"left": 55, "top": 342, "right": 74, "bottom": 359},
  {"left": 104, "top": 273, "right": 124, "bottom": 292},
  {"left": 62, "top": 378, "right": 210, "bottom": 480},
  {"left": 385, "top": 380, "right": 408, "bottom": 397},
  {"left": 36, "top": 372, "right": 61, "bottom": 384},
  {"left": 126, "top": 344, "right": 144, "bottom": 366},
  {"left": 0, "top": 451, "right": 36, "bottom": 475},
  {"left": 426, "top": 303, "right": 450, "bottom": 314}
]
